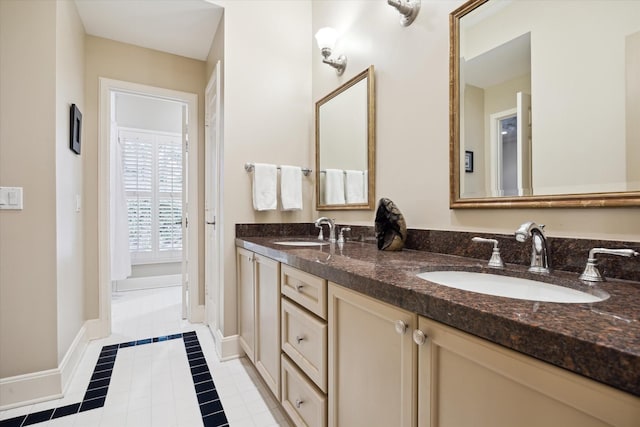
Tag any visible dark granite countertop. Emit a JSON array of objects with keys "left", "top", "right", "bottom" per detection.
[{"left": 236, "top": 236, "right": 640, "bottom": 397}]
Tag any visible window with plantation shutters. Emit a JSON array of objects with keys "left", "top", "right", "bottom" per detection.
[{"left": 121, "top": 128, "right": 183, "bottom": 263}]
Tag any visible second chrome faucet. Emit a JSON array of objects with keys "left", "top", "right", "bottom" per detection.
[
  {"left": 315, "top": 217, "right": 336, "bottom": 242},
  {"left": 515, "top": 221, "right": 550, "bottom": 274}
]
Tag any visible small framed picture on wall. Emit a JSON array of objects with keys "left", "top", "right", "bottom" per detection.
[
  {"left": 465, "top": 150, "right": 473, "bottom": 173},
  {"left": 70, "top": 104, "right": 82, "bottom": 155}
]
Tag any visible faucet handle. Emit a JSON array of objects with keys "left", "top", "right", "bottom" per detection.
[
  {"left": 579, "top": 248, "right": 639, "bottom": 283},
  {"left": 472, "top": 237, "right": 505, "bottom": 269},
  {"left": 338, "top": 227, "right": 351, "bottom": 244}
]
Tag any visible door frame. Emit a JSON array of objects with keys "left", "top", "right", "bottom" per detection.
[
  {"left": 204, "top": 62, "right": 223, "bottom": 334},
  {"left": 489, "top": 108, "right": 517, "bottom": 197},
  {"left": 97, "top": 77, "right": 200, "bottom": 338}
]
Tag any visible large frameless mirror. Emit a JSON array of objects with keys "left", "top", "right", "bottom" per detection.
[
  {"left": 450, "top": 0, "right": 640, "bottom": 208},
  {"left": 316, "top": 66, "right": 375, "bottom": 210}
]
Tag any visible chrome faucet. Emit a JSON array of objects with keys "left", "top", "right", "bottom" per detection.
[
  {"left": 315, "top": 217, "right": 336, "bottom": 243},
  {"left": 515, "top": 221, "right": 550, "bottom": 274}
]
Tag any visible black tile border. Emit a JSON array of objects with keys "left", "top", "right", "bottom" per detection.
[
  {"left": 181, "top": 331, "right": 229, "bottom": 427},
  {"left": 0, "top": 332, "right": 228, "bottom": 427}
]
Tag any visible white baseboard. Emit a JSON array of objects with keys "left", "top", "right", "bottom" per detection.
[
  {"left": 0, "top": 320, "right": 91, "bottom": 410},
  {"left": 59, "top": 323, "right": 90, "bottom": 394},
  {"left": 0, "top": 369, "right": 62, "bottom": 411},
  {"left": 211, "top": 328, "right": 242, "bottom": 361},
  {"left": 114, "top": 274, "right": 181, "bottom": 292},
  {"left": 190, "top": 304, "right": 205, "bottom": 324}
]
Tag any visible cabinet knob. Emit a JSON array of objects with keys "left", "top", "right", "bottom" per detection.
[
  {"left": 394, "top": 320, "right": 408, "bottom": 335},
  {"left": 413, "top": 329, "right": 427, "bottom": 345},
  {"left": 295, "top": 284, "right": 304, "bottom": 292},
  {"left": 296, "top": 335, "right": 305, "bottom": 344},
  {"left": 295, "top": 398, "right": 304, "bottom": 408}
]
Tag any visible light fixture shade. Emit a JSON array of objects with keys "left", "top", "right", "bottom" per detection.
[{"left": 315, "top": 27, "right": 338, "bottom": 50}]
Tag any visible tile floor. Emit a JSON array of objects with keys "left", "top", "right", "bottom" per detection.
[{"left": 0, "top": 287, "right": 292, "bottom": 427}]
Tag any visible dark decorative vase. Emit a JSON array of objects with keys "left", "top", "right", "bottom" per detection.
[{"left": 374, "top": 198, "right": 407, "bottom": 251}]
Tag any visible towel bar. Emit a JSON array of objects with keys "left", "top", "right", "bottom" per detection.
[
  {"left": 244, "top": 163, "right": 312, "bottom": 177},
  {"left": 319, "top": 170, "right": 366, "bottom": 175}
]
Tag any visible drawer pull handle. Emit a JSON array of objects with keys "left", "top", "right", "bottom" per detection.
[
  {"left": 413, "top": 329, "right": 427, "bottom": 345},
  {"left": 295, "top": 284, "right": 304, "bottom": 292},
  {"left": 295, "top": 398, "right": 304, "bottom": 408},
  {"left": 394, "top": 320, "right": 408, "bottom": 335},
  {"left": 296, "top": 335, "right": 305, "bottom": 344}
]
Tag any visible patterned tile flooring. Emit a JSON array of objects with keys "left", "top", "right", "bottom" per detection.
[{"left": 0, "top": 287, "right": 291, "bottom": 426}]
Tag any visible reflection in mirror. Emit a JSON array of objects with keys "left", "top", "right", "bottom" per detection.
[
  {"left": 316, "top": 66, "right": 375, "bottom": 210},
  {"left": 450, "top": 0, "right": 640, "bottom": 208}
]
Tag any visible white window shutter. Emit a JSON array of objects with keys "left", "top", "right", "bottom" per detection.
[{"left": 120, "top": 129, "right": 183, "bottom": 263}]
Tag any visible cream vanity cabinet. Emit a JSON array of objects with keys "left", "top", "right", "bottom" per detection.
[
  {"left": 280, "top": 265, "right": 328, "bottom": 427},
  {"left": 236, "top": 248, "right": 281, "bottom": 399},
  {"left": 328, "top": 283, "right": 417, "bottom": 427},
  {"left": 327, "top": 282, "right": 639, "bottom": 427},
  {"left": 416, "top": 316, "right": 639, "bottom": 427},
  {"left": 236, "top": 248, "right": 638, "bottom": 427}
]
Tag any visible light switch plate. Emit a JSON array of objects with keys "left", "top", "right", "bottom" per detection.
[{"left": 0, "top": 187, "right": 23, "bottom": 210}]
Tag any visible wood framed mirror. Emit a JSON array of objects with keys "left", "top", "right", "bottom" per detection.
[
  {"left": 316, "top": 66, "right": 375, "bottom": 210},
  {"left": 450, "top": 0, "right": 640, "bottom": 208}
]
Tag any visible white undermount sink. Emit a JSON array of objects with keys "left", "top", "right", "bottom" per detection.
[
  {"left": 416, "top": 271, "right": 608, "bottom": 303},
  {"left": 274, "top": 240, "right": 329, "bottom": 247}
]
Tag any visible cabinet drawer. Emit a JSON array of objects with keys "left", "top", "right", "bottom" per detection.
[
  {"left": 281, "top": 265, "right": 327, "bottom": 319},
  {"left": 282, "top": 354, "right": 327, "bottom": 427},
  {"left": 282, "top": 298, "right": 328, "bottom": 392}
]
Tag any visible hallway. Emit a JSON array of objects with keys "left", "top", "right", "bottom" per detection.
[{"left": 0, "top": 287, "right": 290, "bottom": 427}]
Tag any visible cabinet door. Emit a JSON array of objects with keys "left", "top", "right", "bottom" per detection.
[
  {"left": 417, "top": 316, "right": 640, "bottom": 427},
  {"left": 237, "top": 248, "right": 255, "bottom": 361},
  {"left": 328, "top": 283, "right": 417, "bottom": 427},
  {"left": 255, "top": 254, "right": 281, "bottom": 399}
]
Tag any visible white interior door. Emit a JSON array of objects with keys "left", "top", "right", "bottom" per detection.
[
  {"left": 205, "top": 61, "right": 221, "bottom": 332},
  {"left": 181, "top": 104, "right": 189, "bottom": 319},
  {"left": 517, "top": 92, "right": 532, "bottom": 196},
  {"left": 489, "top": 108, "right": 517, "bottom": 197}
]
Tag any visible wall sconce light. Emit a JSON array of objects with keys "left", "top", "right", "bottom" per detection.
[
  {"left": 387, "top": 0, "right": 420, "bottom": 27},
  {"left": 315, "top": 27, "right": 347, "bottom": 75}
]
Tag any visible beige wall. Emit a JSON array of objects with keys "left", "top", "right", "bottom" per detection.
[
  {"left": 462, "top": 84, "right": 485, "bottom": 197},
  {"left": 83, "top": 36, "right": 207, "bottom": 318},
  {"left": 0, "top": 0, "right": 60, "bottom": 379},
  {"left": 311, "top": 0, "right": 640, "bottom": 242},
  {"left": 55, "top": 0, "right": 86, "bottom": 364},
  {"left": 207, "top": 0, "right": 313, "bottom": 337}
]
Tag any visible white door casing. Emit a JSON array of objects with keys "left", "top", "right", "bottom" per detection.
[
  {"left": 517, "top": 92, "right": 532, "bottom": 196},
  {"left": 181, "top": 104, "right": 189, "bottom": 319},
  {"left": 97, "top": 77, "right": 200, "bottom": 337},
  {"left": 205, "top": 61, "right": 222, "bottom": 334}
]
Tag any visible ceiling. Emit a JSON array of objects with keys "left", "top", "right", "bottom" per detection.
[{"left": 74, "top": 0, "right": 223, "bottom": 61}]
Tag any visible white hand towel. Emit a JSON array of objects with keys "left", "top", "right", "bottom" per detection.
[
  {"left": 280, "top": 165, "right": 303, "bottom": 211},
  {"left": 363, "top": 170, "right": 368, "bottom": 201},
  {"left": 324, "top": 169, "right": 346, "bottom": 205},
  {"left": 252, "top": 163, "right": 277, "bottom": 211},
  {"left": 345, "top": 170, "right": 366, "bottom": 204}
]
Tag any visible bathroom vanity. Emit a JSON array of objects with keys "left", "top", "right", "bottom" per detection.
[{"left": 235, "top": 230, "right": 639, "bottom": 427}]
